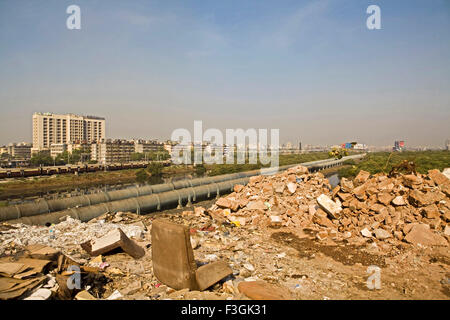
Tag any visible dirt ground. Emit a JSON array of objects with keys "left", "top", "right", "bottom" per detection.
[{"left": 96, "top": 198, "right": 449, "bottom": 300}]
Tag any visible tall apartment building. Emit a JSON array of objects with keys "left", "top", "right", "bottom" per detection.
[{"left": 32, "top": 112, "right": 105, "bottom": 152}]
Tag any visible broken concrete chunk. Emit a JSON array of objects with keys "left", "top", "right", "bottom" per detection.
[
  {"left": 340, "top": 178, "right": 354, "bottom": 193},
  {"left": 195, "top": 261, "right": 232, "bottom": 291},
  {"left": 444, "top": 225, "right": 450, "bottom": 237},
  {"left": 245, "top": 200, "right": 267, "bottom": 211},
  {"left": 427, "top": 169, "right": 449, "bottom": 186},
  {"left": 216, "top": 198, "right": 232, "bottom": 209},
  {"left": 237, "top": 280, "right": 293, "bottom": 300},
  {"left": 420, "top": 204, "right": 440, "bottom": 219},
  {"left": 377, "top": 192, "right": 395, "bottom": 206},
  {"left": 354, "top": 170, "right": 370, "bottom": 184},
  {"left": 317, "top": 194, "right": 342, "bottom": 219},
  {"left": 88, "top": 228, "right": 145, "bottom": 259},
  {"left": 75, "top": 290, "right": 97, "bottom": 300},
  {"left": 392, "top": 196, "right": 406, "bottom": 206},
  {"left": 373, "top": 228, "right": 391, "bottom": 240},
  {"left": 273, "top": 183, "right": 285, "bottom": 193},
  {"left": 361, "top": 228, "right": 372, "bottom": 238},
  {"left": 442, "top": 168, "right": 450, "bottom": 180},
  {"left": 287, "top": 182, "right": 297, "bottom": 194},
  {"left": 316, "top": 231, "right": 328, "bottom": 241},
  {"left": 404, "top": 224, "right": 448, "bottom": 246}
]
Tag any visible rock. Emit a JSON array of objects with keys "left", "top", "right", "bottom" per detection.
[
  {"left": 444, "top": 225, "right": 450, "bottom": 237},
  {"left": 317, "top": 194, "right": 342, "bottom": 219},
  {"left": 196, "top": 261, "right": 233, "bottom": 291},
  {"left": 243, "top": 263, "right": 255, "bottom": 272},
  {"left": 209, "top": 210, "right": 227, "bottom": 224},
  {"left": 216, "top": 198, "right": 232, "bottom": 209},
  {"left": 408, "top": 190, "right": 431, "bottom": 207},
  {"left": 190, "top": 237, "right": 199, "bottom": 249},
  {"left": 403, "top": 223, "right": 420, "bottom": 235},
  {"left": 249, "top": 176, "right": 263, "bottom": 185},
  {"left": 294, "top": 165, "right": 309, "bottom": 174},
  {"left": 269, "top": 215, "right": 282, "bottom": 228},
  {"left": 352, "top": 184, "right": 368, "bottom": 200},
  {"left": 402, "top": 175, "right": 423, "bottom": 188},
  {"left": 239, "top": 268, "right": 252, "bottom": 278},
  {"left": 373, "top": 228, "right": 391, "bottom": 240},
  {"left": 394, "top": 231, "right": 404, "bottom": 240},
  {"left": 312, "top": 210, "right": 335, "bottom": 228},
  {"left": 237, "top": 281, "right": 293, "bottom": 300},
  {"left": 443, "top": 168, "right": 450, "bottom": 180},
  {"left": 428, "top": 169, "right": 449, "bottom": 186},
  {"left": 107, "top": 289, "right": 123, "bottom": 300},
  {"left": 361, "top": 228, "right": 372, "bottom": 238},
  {"left": 354, "top": 170, "right": 370, "bottom": 184},
  {"left": 377, "top": 192, "right": 395, "bottom": 206},
  {"left": 223, "top": 280, "right": 237, "bottom": 295},
  {"left": 340, "top": 178, "right": 354, "bottom": 193},
  {"left": 404, "top": 224, "right": 448, "bottom": 246},
  {"left": 75, "top": 290, "right": 97, "bottom": 300},
  {"left": 273, "top": 183, "right": 285, "bottom": 193},
  {"left": 287, "top": 182, "right": 297, "bottom": 194},
  {"left": 392, "top": 196, "right": 406, "bottom": 206},
  {"left": 316, "top": 231, "right": 328, "bottom": 241},
  {"left": 420, "top": 204, "right": 440, "bottom": 219},
  {"left": 194, "top": 207, "right": 206, "bottom": 216},
  {"left": 234, "top": 184, "right": 245, "bottom": 193},
  {"left": 246, "top": 200, "right": 267, "bottom": 211},
  {"left": 369, "top": 203, "right": 385, "bottom": 214}
]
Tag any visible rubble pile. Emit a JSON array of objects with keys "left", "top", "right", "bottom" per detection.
[
  {"left": 207, "top": 166, "right": 449, "bottom": 247},
  {"left": 0, "top": 216, "right": 146, "bottom": 260},
  {"left": 207, "top": 165, "right": 331, "bottom": 229},
  {"left": 327, "top": 169, "right": 450, "bottom": 245}
]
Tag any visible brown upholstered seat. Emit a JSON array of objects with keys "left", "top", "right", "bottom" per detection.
[{"left": 151, "top": 219, "right": 232, "bottom": 291}]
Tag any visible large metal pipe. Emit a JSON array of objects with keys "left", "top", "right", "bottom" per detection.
[
  {"left": 2, "top": 154, "right": 365, "bottom": 223},
  {"left": 8, "top": 177, "right": 250, "bottom": 225}
]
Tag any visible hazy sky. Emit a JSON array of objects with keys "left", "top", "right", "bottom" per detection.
[{"left": 0, "top": 0, "right": 449, "bottom": 147}]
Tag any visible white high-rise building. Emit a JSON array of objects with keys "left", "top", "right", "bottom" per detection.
[{"left": 32, "top": 112, "right": 105, "bottom": 152}]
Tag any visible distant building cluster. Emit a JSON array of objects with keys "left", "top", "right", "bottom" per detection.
[
  {"left": 393, "top": 140, "right": 405, "bottom": 152},
  {"left": 1, "top": 112, "right": 448, "bottom": 168}
]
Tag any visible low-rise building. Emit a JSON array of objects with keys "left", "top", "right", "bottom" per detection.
[
  {"left": 50, "top": 143, "right": 67, "bottom": 158},
  {"left": 134, "top": 140, "right": 165, "bottom": 154},
  {"left": 91, "top": 139, "right": 135, "bottom": 164},
  {"left": 7, "top": 143, "right": 32, "bottom": 160}
]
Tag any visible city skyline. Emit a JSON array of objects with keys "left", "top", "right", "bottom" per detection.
[
  {"left": 0, "top": 110, "right": 449, "bottom": 150},
  {"left": 1, "top": 0, "right": 449, "bottom": 147}
]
